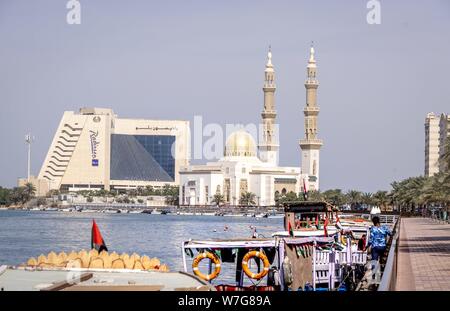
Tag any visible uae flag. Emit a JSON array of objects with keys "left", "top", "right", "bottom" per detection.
[
  {"left": 91, "top": 219, "right": 108, "bottom": 252},
  {"left": 302, "top": 178, "right": 308, "bottom": 201}
]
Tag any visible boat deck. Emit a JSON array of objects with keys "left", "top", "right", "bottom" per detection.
[{"left": 0, "top": 267, "right": 214, "bottom": 291}]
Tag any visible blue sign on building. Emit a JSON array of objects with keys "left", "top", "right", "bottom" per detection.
[{"left": 92, "top": 159, "right": 99, "bottom": 167}]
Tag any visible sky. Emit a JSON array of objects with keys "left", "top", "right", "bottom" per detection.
[{"left": 0, "top": 0, "right": 449, "bottom": 192}]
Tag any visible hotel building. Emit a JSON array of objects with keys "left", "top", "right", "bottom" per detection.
[{"left": 37, "top": 108, "right": 190, "bottom": 192}]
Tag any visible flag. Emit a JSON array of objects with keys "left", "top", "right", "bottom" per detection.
[
  {"left": 323, "top": 216, "right": 328, "bottom": 237},
  {"left": 91, "top": 219, "right": 108, "bottom": 252},
  {"left": 302, "top": 178, "right": 308, "bottom": 201},
  {"left": 288, "top": 221, "right": 294, "bottom": 237}
]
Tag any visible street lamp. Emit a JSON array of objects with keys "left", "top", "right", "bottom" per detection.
[{"left": 25, "top": 133, "right": 34, "bottom": 182}]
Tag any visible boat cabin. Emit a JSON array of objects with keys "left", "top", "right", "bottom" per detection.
[{"left": 283, "top": 201, "right": 337, "bottom": 230}]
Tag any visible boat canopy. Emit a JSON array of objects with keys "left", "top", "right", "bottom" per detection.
[{"left": 283, "top": 201, "right": 336, "bottom": 213}]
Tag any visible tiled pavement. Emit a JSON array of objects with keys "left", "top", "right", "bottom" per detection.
[{"left": 396, "top": 217, "right": 450, "bottom": 291}]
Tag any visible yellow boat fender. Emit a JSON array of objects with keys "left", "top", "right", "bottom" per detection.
[
  {"left": 242, "top": 250, "right": 270, "bottom": 280},
  {"left": 192, "top": 252, "right": 221, "bottom": 281}
]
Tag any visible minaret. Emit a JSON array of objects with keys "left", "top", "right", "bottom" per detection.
[
  {"left": 259, "top": 46, "right": 279, "bottom": 166},
  {"left": 299, "top": 43, "right": 323, "bottom": 190}
]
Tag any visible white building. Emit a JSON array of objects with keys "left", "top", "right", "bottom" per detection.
[
  {"left": 438, "top": 113, "right": 450, "bottom": 173},
  {"left": 37, "top": 108, "right": 190, "bottom": 192},
  {"left": 179, "top": 47, "right": 322, "bottom": 206},
  {"left": 424, "top": 113, "right": 440, "bottom": 177}
]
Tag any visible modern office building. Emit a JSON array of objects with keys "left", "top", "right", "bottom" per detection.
[
  {"left": 37, "top": 108, "right": 190, "bottom": 192},
  {"left": 179, "top": 46, "right": 321, "bottom": 206}
]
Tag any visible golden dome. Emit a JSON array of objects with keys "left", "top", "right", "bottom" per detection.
[{"left": 224, "top": 130, "right": 257, "bottom": 157}]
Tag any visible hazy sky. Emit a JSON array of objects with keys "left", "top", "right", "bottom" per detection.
[{"left": 0, "top": 0, "right": 449, "bottom": 192}]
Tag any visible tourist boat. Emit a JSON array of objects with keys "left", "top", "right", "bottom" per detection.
[
  {"left": 181, "top": 236, "right": 367, "bottom": 291},
  {"left": 271, "top": 202, "right": 339, "bottom": 238},
  {"left": 179, "top": 201, "right": 372, "bottom": 291}
]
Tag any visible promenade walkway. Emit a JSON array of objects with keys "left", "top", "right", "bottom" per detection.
[{"left": 396, "top": 217, "right": 450, "bottom": 290}]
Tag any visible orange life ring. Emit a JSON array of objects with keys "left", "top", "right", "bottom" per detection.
[
  {"left": 242, "top": 250, "right": 270, "bottom": 280},
  {"left": 192, "top": 252, "right": 221, "bottom": 281}
]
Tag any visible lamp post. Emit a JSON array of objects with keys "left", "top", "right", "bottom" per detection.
[{"left": 25, "top": 134, "right": 34, "bottom": 182}]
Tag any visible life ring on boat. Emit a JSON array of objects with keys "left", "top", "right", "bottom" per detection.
[
  {"left": 242, "top": 250, "right": 270, "bottom": 280},
  {"left": 192, "top": 252, "right": 221, "bottom": 281}
]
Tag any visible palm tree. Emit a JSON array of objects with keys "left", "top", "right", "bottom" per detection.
[
  {"left": 307, "top": 190, "right": 323, "bottom": 202},
  {"left": 23, "top": 183, "right": 36, "bottom": 201},
  {"left": 164, "top": 186, "right": 179, "bottom": 206},
  {"left": 322, "top": 189, "right": 345, "bottom": 207},
  {"left": 373, "top": 190, "right": 390, "bottom": 211},
  {"left": 361, "top": 192, "right": 373, "bottom": 209},
  {"left": 239, "top": 192, "right": 256, "bottom": 206},
  {"left": 346, "top": 190, "right": 362, "bottom": 209},
  {"left": 212, "top": 193, "right": 225, "bottom": 206}
]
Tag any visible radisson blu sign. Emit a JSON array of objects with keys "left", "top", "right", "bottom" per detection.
[{"left": 89, "top": 130, "right": 100, "bottom": 167}]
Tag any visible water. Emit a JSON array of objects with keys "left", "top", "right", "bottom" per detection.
[{"left": 0, "top": 210, "right": 283, "bottom": 284}]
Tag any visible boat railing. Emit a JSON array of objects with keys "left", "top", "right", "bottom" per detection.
[{"left": 377, "top": 217, "right": 400, "bottom": 291}]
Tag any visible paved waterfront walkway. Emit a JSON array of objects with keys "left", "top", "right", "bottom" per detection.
[{"left": 396, "top": 217, "right": 450, "bottom": 290}]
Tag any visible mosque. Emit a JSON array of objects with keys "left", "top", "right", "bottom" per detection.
[{"left": 179, "top": 46, "right": 323, "bottom": 206}]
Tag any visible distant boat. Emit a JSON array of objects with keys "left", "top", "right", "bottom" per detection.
[
  {"left": 129, "top": 210, "right": 142, "bottom": 214},
  {"left": 118, "top": 209, "right": 129, "bottom": 214},
  {"left": 29, "top": 207, "right": 40, "bottom": 211},
  {"left": 81, "top": 209, "right": 97, "bottom": 213},
  {"left": 223, "top": 213, "right": 245, "bottom": 217},
  {"left": 267, "top": 214, "right": 284, "bottom": 219},
  {"left": 103, "top": 209, "right": 119, "bottom": 214},
  {"left": 201, "top": 212, "right": 216, "bottom": 216},
  {"left": 151, "top": 209, "right": 162, "bottom": 215},
  {"left": 44, "top": 207, "right": 58, "bottom": 211},
  {"left": 60, "top": 208, "right": 73, "bottom": 212}
]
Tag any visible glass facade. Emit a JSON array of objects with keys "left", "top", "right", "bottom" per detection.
[
  {"left": 134, "top": 135, "right": 176, "bottom": 179},
  {"left": 110, "top": 134, "right": 175, "bottom": 182}
]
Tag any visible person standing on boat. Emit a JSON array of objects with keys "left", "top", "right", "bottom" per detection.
[{"left": 368, "top": 216, "right": 391, "bottom": 279}]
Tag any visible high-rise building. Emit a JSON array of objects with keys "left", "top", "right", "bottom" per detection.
[
  {"left": 439, "top": 113, "right": 450, "bottom": 172},
  {"left": 424, "top": 113, "right": 440, "bottom": 176},
  {"left": 299, "top": 44, "right": 322, "bottom": 191},
  {"left": 37, "top": 108, "right": 190, "bottom": 192}
]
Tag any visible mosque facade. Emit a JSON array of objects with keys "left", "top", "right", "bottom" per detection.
[{"left": 179, "top": 46, "right": 322, "bottom": 206}]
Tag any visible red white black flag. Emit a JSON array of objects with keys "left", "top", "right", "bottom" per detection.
[{"left": 91, "top": 219, "right": 108, "bottom": 252}]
